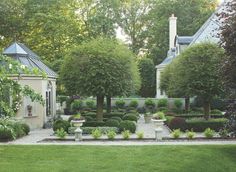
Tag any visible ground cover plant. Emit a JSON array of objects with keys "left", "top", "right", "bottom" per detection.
[{"left": 0, "top": 145, "right": 236, "bottom": 172}]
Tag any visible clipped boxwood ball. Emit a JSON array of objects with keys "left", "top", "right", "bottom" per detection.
[
  {"left": 122, "top": 114, "right": 138, "bottom": 122},
  {"left": 105, "top": 119, "right": 120, "bottom": 128},
  {"left": 119, "top": 120, "right": 136, "bottom": 133}
]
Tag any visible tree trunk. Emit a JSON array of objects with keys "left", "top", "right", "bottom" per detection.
[
  {"left": 106, "top": 96, "right": 111, "bottom": 114},
  {"left": 96, "top": 95, "right": 104, "bottom": 121},
  {"left": 203, "top": 101, "right": 211, "bottom": 120},
  {"left": 185, "top": 97, "right": 190, "bottom": 112}
]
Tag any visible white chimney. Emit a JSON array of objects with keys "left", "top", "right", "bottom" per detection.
[{"left": 169, "top": 14, "right": 177, "bottom": 50}]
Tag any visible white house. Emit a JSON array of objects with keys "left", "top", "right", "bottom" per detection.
[
  {"left": 155, "top": 1, "right": 227, "bottom": 98},
  {"left": 3, "top": 42, "right": 57, "bottom": 129}
]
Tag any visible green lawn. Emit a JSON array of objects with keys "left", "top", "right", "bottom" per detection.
[{"left": 0, "top": 145, "right": 236, "bottom": 172}]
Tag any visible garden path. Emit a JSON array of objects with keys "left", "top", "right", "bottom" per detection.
[
  {"left": 4, "top": 115, "right": 232, "bottom": 145},
  {"left": 136, "top": 115, "right": 171, "bottom": 138}
]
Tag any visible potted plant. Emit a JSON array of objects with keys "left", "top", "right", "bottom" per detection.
[
  {"left": 144, "top": 112, "right": 152, "bottom": 123},
  {"left": 71, "top": 114, "right": 85, "bottom": 141},
  {"left": 27, "top": 105, "right": 32, "bottom": 116},
  {"left": 71, "top": 114, "right": 85, "bottom": 127},
  {"left": 151, "top": 111, "right": 166, "bottom": 127},
  {"left": 151, "top": 111, "right": 166, "bottom": 141}
]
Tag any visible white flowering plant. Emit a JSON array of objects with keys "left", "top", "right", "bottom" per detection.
[{"left": 0, "top": 55, "right": 45, "bottom": 117}]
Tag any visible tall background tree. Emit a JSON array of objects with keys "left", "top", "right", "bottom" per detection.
[
  {"left": 60, "top": 38, "right": 140, "bottom": 120},
  {"left": 138, "top": 57, "right": 156, "bottom": 97},
  {"left": 220, "top": 0, "right": 236, "bottom": 137},
  {"left": 221, "top": 0, "right": 236, "bottom": 95},
  {"left": 118, "top": 0, "right": 152, "bottom": 54},
  {"left": 0, "top": 0, "right": 219, "bottom": 98},
  {"left": 146, "top": 0, "right": 217, "bottom": 64},
  {"left": 77, "top": 0, "right": 120, "bottom": 39},
  {"left": 0, "top": 0, "right": 82, "bottom": 70},
  {"left": 160, "top": 43, "right": 225, "bottom": 119},
  {"left": 0, "top": 0, "right": 27, "bottom": 49}
]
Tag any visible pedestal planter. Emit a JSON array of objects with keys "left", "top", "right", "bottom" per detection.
[
  {"left": 151, "top": 119, "right": 166, "bottom": 141},
  {"left": 71, "top": 120, "right": 85, "bottom": 141}
]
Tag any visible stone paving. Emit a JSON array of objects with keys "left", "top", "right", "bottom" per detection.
[
  {"left": 136, "top": 115, "right": 171, "bottom": 138},
  {"left": 2, "top": 115, "right": 236, "bottom": 145}
]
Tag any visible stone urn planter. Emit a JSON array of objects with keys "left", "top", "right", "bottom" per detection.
[
  {"left": 27, "top": 105, "right": 32, "bottom": 116},
  {"left": 144, "top": 112, "right": 152, "bottom": 123},
  {"left": 151, "top": 112, "right": 166, "bottom": 141},
  {"left": 71, "top": 119, "right": 85, "bottom": 127},
  {"left": 151, "top": 118, "right": 166, "bottom": 128},
  {"left": 71, "top": 114, "right": 85, "bottom": 141}
]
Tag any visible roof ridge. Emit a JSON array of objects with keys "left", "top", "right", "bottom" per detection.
[{"left": 190, "top": 3, "right": 224, "bottom": 45}]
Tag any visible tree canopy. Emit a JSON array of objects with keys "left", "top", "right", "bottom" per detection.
[
  {"left": 138, "top": 57, "right": 156, "bottom": 97},
  {"left": 146, "top": 0, "right": 217, "bottom": 64},
  {"left": 220, "top": 0, "right": 236, "bottom": 96},
  {"left": 160, "top": 43, "right": 225, "bottom": 119},
  {"left": 0, "top": 0, "right": 217, "bottom": 65},
  {"left": 60, "top": 38, "right": 140, "bottom": 120}
]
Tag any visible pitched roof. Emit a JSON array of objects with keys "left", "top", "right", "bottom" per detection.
[
  {"left": 190, "top": 2, "right": 225, "bottom": 45},
  {"left": 3, "top": 42, "right": 28, "bottom": 55},
  {"left": 3, "top": 42, "right": 57, "bottom": 78},
  {"left": 157, "top": 2, "right": 226, "bottom": 69},
  {"left": 157, "top": 48, "right": 177, "bottom": 67},
  {"left": 176, "top": 36, "right": 193, "bottom": 45}
]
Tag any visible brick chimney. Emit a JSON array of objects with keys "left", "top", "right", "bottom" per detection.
[{"left": 169, "top": 14, "right": 177, "bottom": 50}]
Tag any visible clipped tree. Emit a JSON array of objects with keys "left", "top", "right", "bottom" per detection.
[
  {"left": 160, "top": 57, "right": 190, "bottom": 111},
  {"left": 60, "top": 38, "right": 140, "bottom": 121},
  {"left": 138, "top": 57, "right": 156, "bottom": 97},
  {"left": 161, "top": 43, "right": 225, "bottom": 119}
]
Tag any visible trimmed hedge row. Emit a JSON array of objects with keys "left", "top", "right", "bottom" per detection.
[
  {"left": 173, "top": 114, "right": 224, "bottom": 119},
  {"left": 167, "top": 117, "right": 228, "bottom": 132},
  {"left": 83, "top": 121, "right": 106, "bottom": 127},
  {"left": 103, "top": 112, "right": 126, "bottom": 118},
  {"left": 62, "top": 110, "right": 138, "bottom": 134},
  {"left": 68, "top": 127, "right": 119, "bottom": 134},
  {"left": 83, "top": 120, "right": 136, "bottom": 133},
  {"left": 186, "top": 118, "right": 228, "bottom": 132}
]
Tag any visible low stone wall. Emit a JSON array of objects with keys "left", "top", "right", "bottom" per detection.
[
  {"left": 57, "top": 97, "right": 187, "bottom": 111},
  {"left": 85, "top": 98, "right": 186, "bottom": 110}
]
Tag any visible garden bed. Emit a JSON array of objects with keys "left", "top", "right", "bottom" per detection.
[{"left": 38, "top": 137, "right": 236, "bottom": 143}]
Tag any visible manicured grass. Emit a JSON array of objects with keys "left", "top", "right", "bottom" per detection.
[{"left": 0, "top": 145, "right": 236, "bottom": 172}]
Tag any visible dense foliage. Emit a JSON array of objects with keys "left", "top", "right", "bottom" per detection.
[
  {"left": 167, "top": 116, "right": 227, "bottom": 132},
  {"left": 137, "top": 58, "right": 156, "bottom": 97},
  {"left": 160, "top": 43, "right": 225, "bottom": 119},
  {"left": 0, "top": 118, "right": 30, "bottom": 141},
  {"left": 0, "top": 0, "right": 217, "bottom": 67},
  {"left": 220, "top": 0, "right": 236, "bottom": 93},
  {"left": 0, "top": 55, "right": 44, "bottom": 117},
  {"left": 60, "top": 38, "right": 140, "bottom": 120}
]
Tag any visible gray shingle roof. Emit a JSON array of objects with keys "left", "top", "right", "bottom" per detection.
[
  {"left": 3, "top": 42, "right": 57, "bottom": 78},
  {"left": 158, "top": 48, "right": 177, "bottom": 67},
  {"left": 176, "top": 36, "right": 193, "bottom": 45}
]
